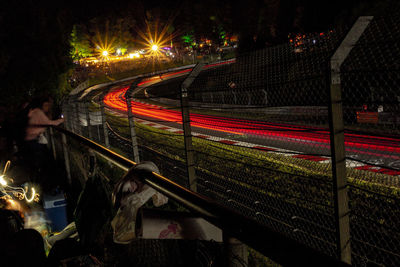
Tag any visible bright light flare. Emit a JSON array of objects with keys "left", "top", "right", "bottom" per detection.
[
  {"left": 0, "top": 160, "right": 40, "bottom": 203},
  {"left": 151, "top": 44, "right": 159, "bottom": 51},
  {"left": 135, "top": 19, "right": 176, "bottom": 61},
  {"left": 0, "top": 175, "right": 7, "bottom": 186},
  {"left": 25, "top": 187, "right": 36, "bottom": 203},
  {"left": 93, "top": 29, "right": 115, "bottom": 61},
  {"left": 6, "top": 199, "right": 21, "bottom": 211},
  {"left": 147, "top": 41, "right": 163, "bottom": 58},
  {"left": 129, "top": 52, "right": 140, "bottom": 59}
]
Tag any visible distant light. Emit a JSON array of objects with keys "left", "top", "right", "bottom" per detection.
[
  {"left": 116, "top": 49, "right": 121, "bottom": 55},
  {"left": 102, "top": 50, "right": 109, "bottom": 57},
  {"left": 0, "top": 175, "right": 7, "bottom": 186},
  {"left": 129, "top": 52, "right": 140, "bottom": 59},
  {"left": 151, "top": 44, "right": 158, "bottom": 51},
  {"left": 312, "top": 40, "right": 316, "bottom": 44}
]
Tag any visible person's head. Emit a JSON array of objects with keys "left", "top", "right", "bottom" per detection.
[
  {"left": 29, "top": 97, "right": 51, "bottom": 112},
  {"left": 41, "top": 101, "right": 51, "bottom": 113}
]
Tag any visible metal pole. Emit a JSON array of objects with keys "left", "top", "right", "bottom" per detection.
[
  {"left": 49, "top": 127, "right": 57, "bottom": 160},
  {"left": 181, "top": 62, "right": 204, "bottom": 192},
  {"left": 68, "top": 101, "right": 74, "bottom": 132},
  {"left": 61, "top": 102, "right": 69, "bottom": 131},
  {"left": 224, "top": 234, "right": 248, "bottom": 267},
  {"left": 65, "top": 100, "right": 73, "bottom": 132},
  {"left": 61, "top": 133, "right": 72, "bottom": 184},
  {"left": 329, "top": 16, "right": 373, "bottom": 264},
  {"left": 100, "top": 96, "right": 110, "bottom": 148},
  {"left": 96, "top": 124, "right": 101, "bottom": 142},
  {"left": 53, "top": 125, "right": 350, "bottom": 267},
  {"left": 74, "top": 102, "right": 81, "bottom": 135},
  {"left": 95, "top": 98, "right": 101, "bottom": 141},
  {"left": 85, "top": 101, "right": 92, "bottom": 139},
  {"left": 126, "top": 97, "right": 140, "bottom": 163}
]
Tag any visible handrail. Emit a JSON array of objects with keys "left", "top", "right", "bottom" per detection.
[{"left": 54, "top": 125, "right": 349, "bottom": 267}]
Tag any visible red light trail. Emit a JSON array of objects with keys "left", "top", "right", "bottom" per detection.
[{"left": 103, "top": 84, "right": 400, "bottom": 156}]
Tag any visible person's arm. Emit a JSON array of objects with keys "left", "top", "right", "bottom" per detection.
[{"left": 37, "top": 109, "right": 64, "bottom": 126}]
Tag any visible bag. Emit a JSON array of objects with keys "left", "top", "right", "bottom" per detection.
[
  {"left": 38, "top": 133, "right": 48, "bottom": 145},
  {"left": 111, "top": 161, "right": 168, "bottom": 244}
]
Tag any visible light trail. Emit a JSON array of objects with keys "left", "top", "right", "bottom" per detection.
[
  {"left": 104, "top": 86, "right": 243, "bottom": 135},
  {"left": 102, "top": 62, "right": 400, "bottom": 161},
  {"left": 103, "top": 85, "right": 400, "bottom": 157}
]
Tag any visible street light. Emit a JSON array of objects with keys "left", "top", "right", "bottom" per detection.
[
  {"left": 102, "top": 50, "right": 109, "bottom": 57},
  {"left": 151, "top": 44, "right": 159, "bottom": 51}
]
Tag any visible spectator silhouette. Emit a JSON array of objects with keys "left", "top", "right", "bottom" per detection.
[{"left": 23, "top": 97, "right": 64, "bottom": 191}]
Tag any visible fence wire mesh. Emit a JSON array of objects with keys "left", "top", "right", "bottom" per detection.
[
  {"left": 178, "top": 29, "right": 347, "bottom": 258},
  {"left": 340, "top": 11, "right": 400, "bottom": 267},
  {"left": 49, "top": 132, "right": 228, "bottom": 267},
  {"left": 131, "top": 78, "right": 189, "bottom": 187},
  {"left": 61, "top": 12, "right": 400, "bottom": 266}
]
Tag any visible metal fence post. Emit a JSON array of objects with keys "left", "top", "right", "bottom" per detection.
[
  {"left": 126, "top": 97, "right": 140, "bottom": 163},
  {"left": 61, "top": 132, "right": 72, "bottom": 184},
  {"left": 181, "top": 62, "right": 204, "bottom": 192},
  {"left": 68, "top": 101, "right": 74, "bottom": 132},
  {"left": 49, "top": 127, "right": 57, "bottom": 160},
  {"left": 329, "top": 16, "right": 373, "bottom": 264},
  {"left": 61, "top": 102, "right": 68, "bottom": 131},
  {"left": 65, "top": 100, "right": 73, "bottom": 132},
  {"left": 224, "top": 235, "right": 248, "bottom": 267},
  {"left": 85, "top": 101, "right": 92, "bottom": 139},
  {"left": 74, "top": 102, "right": 81, "bottom": 135},
  {"left": 100, "top": 95, "right": 110, "bottom": 148}
]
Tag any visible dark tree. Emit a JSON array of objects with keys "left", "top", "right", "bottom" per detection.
[{"left": 0, "top": 1, "right": 73, "bottom": 108}]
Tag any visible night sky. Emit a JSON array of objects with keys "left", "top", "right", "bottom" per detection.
[{"left": 0, "top": 0, "right": 396, "bottom": 108}]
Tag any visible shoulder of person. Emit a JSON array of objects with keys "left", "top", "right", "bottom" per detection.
[{"left": 28, "top": 108, "right": 45, "bottom": 117}]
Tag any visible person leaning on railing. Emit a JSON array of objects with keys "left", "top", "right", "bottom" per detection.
[{"left": 24, "top": 97, "right": 64, "bottom": 188}]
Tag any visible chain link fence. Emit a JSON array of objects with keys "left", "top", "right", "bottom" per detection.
[
  {"left": 60, "top": 11, "right": 400, "bottom": 267},
  {"left": 340, "top": 12, "right": 400, "bottom": 266},
  {"left": 181, "top": 29, "right": 346, "bottom": 259}
]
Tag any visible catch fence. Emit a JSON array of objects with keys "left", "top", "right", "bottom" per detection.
[{"left": 61, "top": 12, "right": 400, "bottom": 266}]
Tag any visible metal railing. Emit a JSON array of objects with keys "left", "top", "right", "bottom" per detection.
[
  {"left": 51, "top": 125, "right": 347, "bottom": 266},
  {"left": 60, "top": 11, "right": 400, "bottom": 267}
]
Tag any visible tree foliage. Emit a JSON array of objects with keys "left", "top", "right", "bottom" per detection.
[{"left": 70, "top": 25, "right": 93, "bottom": 60}]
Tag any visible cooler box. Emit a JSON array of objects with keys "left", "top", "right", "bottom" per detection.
[{"left": 43, "top": 193, "right": 68, "bottom": 232}]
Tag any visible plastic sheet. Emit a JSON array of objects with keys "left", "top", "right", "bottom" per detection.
[{"left": 111, "top": 161, "right": 168, "bottom": 244}]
